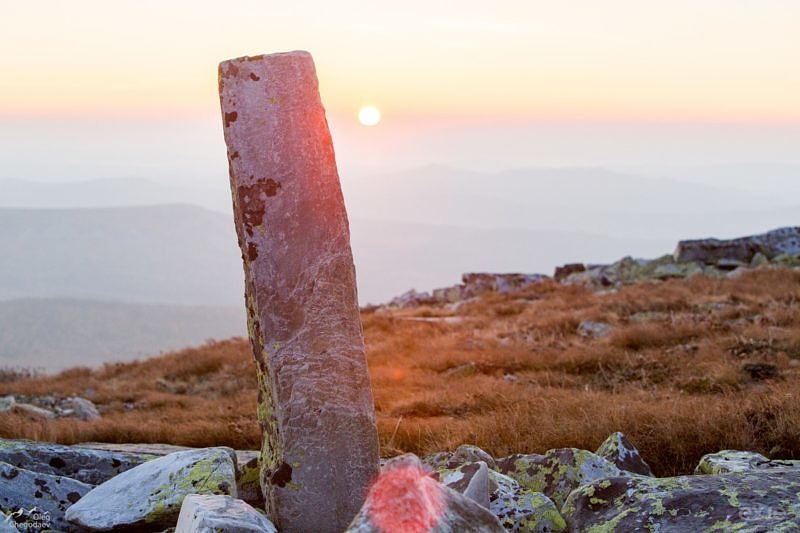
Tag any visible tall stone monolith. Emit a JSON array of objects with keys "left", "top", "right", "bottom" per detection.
[{"left": 218, "top": 51, "right": 380, "bottom": 533}]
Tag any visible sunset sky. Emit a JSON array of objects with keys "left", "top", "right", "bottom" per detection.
[{"left": 1, "top": 0, "right": 799, "bottom": 185}]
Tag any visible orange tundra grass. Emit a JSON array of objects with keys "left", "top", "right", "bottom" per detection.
[{"left": 2, "top": 268, "right": 800, "bottom": 476}]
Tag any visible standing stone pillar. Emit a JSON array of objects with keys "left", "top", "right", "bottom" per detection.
[{"left": 218, "top": 51, "right": 380, "bottom": 533}]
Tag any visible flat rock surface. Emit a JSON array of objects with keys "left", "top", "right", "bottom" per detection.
[
  {"left": 562, "top": 469, "right": 800, "bottom": 532},
  {"left": 176, "top": 494, "right": 276, "bottom": 533},
  {"left": 0, "top": 438, "right": 157, "bottom": 485},
  {"left": 0, "top": 460, "right": 92, "bottom": 532},
  {"left": 65, "top": 447, "right": 236, "bottom": 531}
]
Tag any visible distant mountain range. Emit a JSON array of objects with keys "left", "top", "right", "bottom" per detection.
[
  {"left": 0, "top": 298, "right": 245, "bottom": 370},
  {"left": 0, "top": 167, "right": 794, "bottom": 369}
]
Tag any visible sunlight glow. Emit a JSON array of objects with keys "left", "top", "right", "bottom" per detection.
[{"left": 358, "top": 106, "right": 381, "bottom": 126}]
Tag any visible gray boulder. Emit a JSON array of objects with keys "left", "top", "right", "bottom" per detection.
[
  {"left": 0, "top": 438, "right": 157, "bottom": 485},
  {"left": 346, "top": 454, "right": 504, "bottom": 532},
  {"left": 176, "top": 494, "right": 275, "bottom": 533},
  {"left": 65, "top": 447, "right": 236, "bottom": 531},
  {"left": 436, "top": 461, "right": 491, "bottom": 508},
  {"left": 62, "top": 397, "right": 101, "bottom": 421},
  {"left": 488, "top": 469, "right": 566, "bottom": 532},
  {"left": 675, "top": 226, "right": 800, "bottom": 264},
  {"left": 562, "top": 469, "right": 800, "bottom": 532},
  {"left": 0, "top": 396, "right": 14, "bottom": 412},
  {"left": 75, "top": 442, "right": 263, "bottom": 508},
  {"left": 10, "top": 403, "right": 55, "bottom": 420},
  {"left": 450, "top": 444, "right": 497, "bottom": 470},
  {"left": 595, "top": 432, "right": 653, "bottom": 476},
  {"left": 495, "top": 448, "right": 623, "bottom": 508},
  {"left": 695, "top": 450, "right": 800, "bottom": 475},
  {"left": 0, "top": 460, "right": 92, "bottom": 531},
  {"left": 577, "top": 321, "right": 611, "bottom": 339}
]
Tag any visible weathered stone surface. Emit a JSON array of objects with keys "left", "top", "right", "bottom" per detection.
[
  {"left": 488, "top": 470, "right": 566, "bottom": 533},
  {"left": 0, "top": 515, "right": 16, "bottom": 533},
  {"left": 595, "top": 432, "right": 653, "bottom": 476},
  {"left": 436, "top": 461, "right": 491, "bottom": 508},
  {"left": 65, "top": 447, "right": 236, "bottom": 530},
  {"left": 496, "top": 448, "right": 623, "bottom": 508},
  {"left": 695, "top": 450, "right": 800, "bottom": 475},
  {"left": 0, "top": 460, "right": 92, "bottom": 531},
  {"left": 562, "top": 469, "right": 800, "bottom": 532},
  {"left": 76, "top": 442, "right": 263, "bottom": 508},
  {"left": 0, "top": 438, "right": 156, "bottom": 485},
  {"left": 345, "top": 454, "right": 504, "bottom": 532},
  {"left": 176, "top": 494, "right": 276, "bottom": 533},
  {"left": 675, "top": 226, "right": 800, "bottom": 264},
  {"left": 461, "top": 273, "right": 548, "bottom": 297},
  {"left": 554, "top": 263, "right": 585, "bottom": 282},
  {"left": 219, "top": 50, "right": 379, "bottom": 533}
]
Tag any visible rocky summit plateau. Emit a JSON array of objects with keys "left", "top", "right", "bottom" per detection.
[{"left": 1, "top": 225, "right": 799, "bottom": 531}]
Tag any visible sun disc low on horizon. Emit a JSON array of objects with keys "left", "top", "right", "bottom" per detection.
[{"left": 358, "top": 106, "right": 381, "bottom": 127}]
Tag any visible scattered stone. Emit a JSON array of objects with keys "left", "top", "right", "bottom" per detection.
[
  {"left": 176, "top": 494, "right": 276, "bottom": 533},
  {"left": 577, "top": 320, "right": 611, "bottom": 339},
  {"left": 488, "top": 469, "right": 566, "bottom": 533},
  {"left": 432, "top": 285, "right": 465, "bottom": 304},
  {"left": 496, "top": 448, "right": 623, "bottom": 508},
  {"left": 462, "top": 273, "right": 548, "bottom": 297},
  {"left": 63, "top": 397, "right": 101, "bottom": 421},
  {"left": 444, "top": 362, "right": 477, "bottom": 378},
  {"left": 345, "top": 454, "right": 504, "bottom": 532},
  {"left": 742, "top": 362, "right": 780, "bottom": 380},
  {"left": 65, "top": 447, "right": 236, "bottom": 530},
  {"left": 220, "top": 50, "right": 380, "bottom": 533},
  {"left": 695, "top": 450, "right": 800, "bottom": 475},
  {"left": 562, "top": 468, "right": 800, "bottom": 531},
  {"left": 0, "top": 395, "right": 14, "bottom": 412},
  {"left": 0, "top": 460, "right": 92, "bottom": 531},
  {"left": 450, "top": 444, "right": 498, "bottom": 470},
  {"left": 554, "top": 263, "right": 586, "bottom": 282},
  {"left": 437, "top": 461, "right": 491, "bottom": 508},
  {"left": 751, "top": 252, "right": 770, "bottom": 267},
  {"left": 717, "top": 258, "right": 746, "bottom": 271},
  {"left": 675, "top": 226, "right": 800, "bottom": 264},
  {"left": 595, "top": 432, "right": 653, "bottom": 476},
  {"left": 0, "top": 438, "right": 157, "bottom": 485},
  {"left": 421, "top": 451, "right": 453, "bottom": 471},
  {"left": 10, "top": 403, "right": 55, "bottom": 420},
  {"left": 389, "top": 289, "right": 435, "bottom": 308}
]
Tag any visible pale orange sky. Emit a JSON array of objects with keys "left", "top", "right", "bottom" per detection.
[{"left": 2, "top": 0, "right": 800, "bottom": 122}]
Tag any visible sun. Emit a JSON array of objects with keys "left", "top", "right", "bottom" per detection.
[{"left": 358, "top": 105, "right": 381, "bottom": 126}]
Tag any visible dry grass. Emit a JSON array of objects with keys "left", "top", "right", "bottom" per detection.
[{"left": 2, "top": 268, "right": 800, "bottom": 476}]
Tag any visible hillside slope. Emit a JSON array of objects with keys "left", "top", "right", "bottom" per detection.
[{"left": 2, "top": 267, "right": 798, "bottom": 476}]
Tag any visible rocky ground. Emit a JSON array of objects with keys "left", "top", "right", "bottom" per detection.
[
  {"left": 3, "top": 434, "right": 800, "bottom": 531},
  {"left": 1, "top": 226, "right": 799, "bottom": 531}
]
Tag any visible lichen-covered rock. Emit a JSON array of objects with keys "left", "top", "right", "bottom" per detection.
[
  {"left": 175, "top": 494, "right": 275, "bottom": 533},
  {"left": 65, "top": 447, "right": 236, "bottom": 531},
  {"left": 435, "top": 461, "right": 491, "bottom": 508},
  {"left": 220, "top": 51, "right": 379, "bottom": 533},
  {"left": 0, "top": 460, "right": 92, "bottom": 531},
  {"left": 75, "top": 442, "right": 264, "bottom": 508},
  {"left": 695, "top": 450, "right": 800, "bottom": 475},
  {"left": 675, "top": 226, "right": 800, "bottom": 264},
  {"left": 450, "top": 444, "right": 497, "bottom": 470},
  {"left": 496, "top": 448, "right": 623, "bottom": 508},
  {"left": 488, "top": 469, "right": 566, "bottom": 533},
  {"left": 562, "top": 469, "right": 800, "bottom": 532},
  {"left": 0, "top": 438, "right": 157, "bottom": 485},
  {"left": 346, "top": 454, "right": 504, "bottom": 532},
  {"left": 421, "top": 451, "right": 453, "bottom": 471},
  {"left": 595, "top": 432, "right": 653, "bottom": 476}
]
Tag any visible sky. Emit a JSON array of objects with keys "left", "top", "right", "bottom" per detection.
[{"left": 1, "top": 0, "right": 799, "bottom": 188}]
